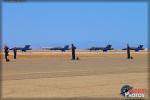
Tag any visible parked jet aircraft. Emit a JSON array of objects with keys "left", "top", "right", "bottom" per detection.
[
  {"left": 42, "top": 45, "right": 70, "bottom": 52},
  {"left": 10, "top": 45, "right": 32, "bottom": 52},
  {"left": 88, "top": 45, "right": 113, "bottom": 52},
  {"left": 122, "top": 45, "right": 144, "bottom": 52}
]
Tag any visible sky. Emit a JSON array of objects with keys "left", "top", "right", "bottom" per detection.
[{"left": 2, "top": 2, "right": 148, "bottom": 49}]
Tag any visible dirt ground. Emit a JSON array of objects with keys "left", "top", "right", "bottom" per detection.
[{"left": 1, "top": 51, "right": 149, "bottom": 99}]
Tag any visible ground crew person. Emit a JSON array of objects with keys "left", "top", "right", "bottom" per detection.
[
  {"left": 127, "top": 44, "right": 133, "bottom": 59},
  {"left": 127, "top": 44, "right": 130, "bottom": 59},
  {"left": 4, "top": 45, "right": 10, "bottom": 62},
  {"left": 71, "top": 44, "right": 76, "bottom": 60},
  {"left": 13, "top": 47, "right": 17, "bottom": 59}
]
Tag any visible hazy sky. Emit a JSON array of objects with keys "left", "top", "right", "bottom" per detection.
[{"left": 2, "top": 2, "right": 148, "bottom": 49}]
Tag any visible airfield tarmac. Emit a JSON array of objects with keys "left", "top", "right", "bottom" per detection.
[{"left": 1, "top": 51, "right": 149, "bottom": 99}]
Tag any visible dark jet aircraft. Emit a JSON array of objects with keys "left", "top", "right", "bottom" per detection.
[
  {"left": 88, "top": 45, "right": 113, "bottom": 52},
  {"left": 10, "top": 45, "right": 32, "bottom": 52},
  {"left": 43, "top": 45, "right": 70, "bottom": 52},
  {"left": 122, "top": 45, "right": 144, "bottom": 52}
]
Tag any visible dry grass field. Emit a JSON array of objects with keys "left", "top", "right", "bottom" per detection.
[{"left": 1, "top": 50, "right": 149, "bottom": 99}]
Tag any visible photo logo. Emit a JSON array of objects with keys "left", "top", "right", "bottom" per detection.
[{"left": 120, "top": 85, "right": 146, "bottom": 98}]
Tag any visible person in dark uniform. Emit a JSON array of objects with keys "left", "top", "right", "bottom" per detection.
[
  {"left": 4, "top": 45, "right": 10, "bottom": 62},
  {"left": 127, "top": 44, "right": 130, "bottom": 59},
  {"left": 127, "top": 44, "right": 133, "bottom": 59},
  {"left": 13, "top": 47, "right": 17, "bottom": 59},
  {"left": 71, "top": 44, "right": 76, "bottom": 60}
]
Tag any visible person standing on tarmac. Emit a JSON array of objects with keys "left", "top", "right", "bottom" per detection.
[
  {"left": 4, "top": 45, "right": 10, "bottom": 62},
  {"left": 127, "top": 44, "right": 130, "bottom": 59},
  {"left": 127, "top": 44, "right": 133, "bottom": 59},
  {"left": 71, "top": 44, "right": 76, "bottom": 60},
  {"left": 13, "top": 47, "right": 17, "bottom": 59}
]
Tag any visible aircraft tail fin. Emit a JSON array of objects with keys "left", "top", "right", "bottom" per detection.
[
  {"left": 64, "top": 45, "right": 69, "bottom": 49},
  {"left": 138, "top": 45, "right": 143, "bottom": 49},
  {"left": 24, "top": 45, "right": 31, "bottom": 49},
  {"left": 22, "top": 45, "right": 31, "bottom": 51},
  {"left": 106, "top": 45, "right": 112, "bottom": 49}
]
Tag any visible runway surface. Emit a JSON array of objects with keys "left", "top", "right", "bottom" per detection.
[{"left": 1, "top": 52, "right": 149, "bottom": 99}]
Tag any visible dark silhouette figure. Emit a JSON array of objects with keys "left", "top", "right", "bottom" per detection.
[
  {"left": 127, "top": 44, "right": 133, "bottom": 59},
  {"left": 4, "top": 45, "right": 10, "bottom": 62},
  {"left": 13, "top": 47, "right": 17, "bottom": 59},
  {"left": 127, "top": 44, "right": 130, "bottom": 59},
  {"left": 71, "top": 44, "right": 76, "bottom": 60}
]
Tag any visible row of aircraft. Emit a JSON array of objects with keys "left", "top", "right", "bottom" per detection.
[
  {"left": 8, "top": 44, "right": 145, "bottom": 52},
  {"left": 42, "top": 44, "right": 145, "bottom": 52}
]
